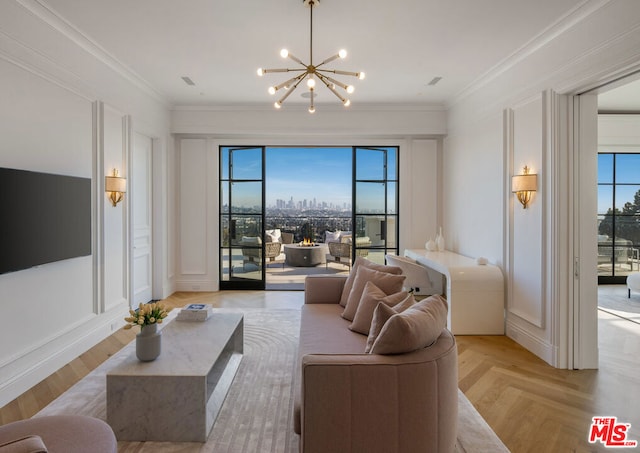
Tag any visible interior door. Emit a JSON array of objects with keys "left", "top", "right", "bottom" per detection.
[
  {"left": 220, "top": 146, "right": 265, "bottom": 290},
  {"left": 132, "top": 132, "right": 153, "bottom": 304},
  {"left": 353, "top": 146, "right": 399, "bottom": 264}
]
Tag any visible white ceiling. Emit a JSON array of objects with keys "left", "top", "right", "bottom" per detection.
[{"left": 39, "top": 0, "right": 639, "bottom": 109}]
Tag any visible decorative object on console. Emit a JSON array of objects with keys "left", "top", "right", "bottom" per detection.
[
  {"left": 425, "top": 237, "right": 437, "bottom": 251},
  {"left": 105, "top": 168, "right": 126, "bottom": 207},
  {"left": 177, "top": 303, "right": 213, "bottom": 322},
  {"left": 124, "top": 302, "right": 168, "bottom": 361},
  {"left": 511, "top": 165, "right": 537, "bottom": 209},
  {"left": 436, "top": 227, "right": 445, "bottom": 251},
  {"left": 256, "top": 0, "right": 365, "bottom": 113}
]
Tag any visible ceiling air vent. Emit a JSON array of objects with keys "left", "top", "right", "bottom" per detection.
[
  {"left": 427, "top": 76, "right": 442, "bottom": 86},
  {"left": 181, "top": 76, "right": 195, "bottom": 86}
]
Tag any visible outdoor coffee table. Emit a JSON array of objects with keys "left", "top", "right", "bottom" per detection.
[
  {"left": 106, "top": 313, "right": 243, "bottom": 442},
  {"left": 284, "top": 243, "right": 327, "bottom": 267}
]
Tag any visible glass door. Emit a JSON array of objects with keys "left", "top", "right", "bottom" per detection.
[
  {"left": 598, "top": 153, "right": 640, "bottom": 284},
  {"left": 220, "top": 146, "right": 265, "bottom": 290},
  {"left": 353, "top": 147, "right": 399, "bottom": 264}
]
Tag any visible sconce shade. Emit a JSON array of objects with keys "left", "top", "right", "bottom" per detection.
[
  {"left": 511, "top": 174, "right": 537, "bottom": 193},
  {"left": 511, "top": 167, "right": 537, "bottom": 209},
  {"left": 105, "top": 176, "right": 126, "bottom": 193},
  {"left": 105, "top": 169, "right": 126, "bottom": 207}
]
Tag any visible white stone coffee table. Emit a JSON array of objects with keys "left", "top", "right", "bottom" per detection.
[{"left": 106, "top": 313, "right": 243, "bottom": 442}]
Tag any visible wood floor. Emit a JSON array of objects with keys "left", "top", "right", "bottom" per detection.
[{"left": 2, "top": 288, "right": 639, "bottom": 453}]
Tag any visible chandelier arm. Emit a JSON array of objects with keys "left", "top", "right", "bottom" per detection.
[
  {"left": 271, "top": 73, "right": 307, "bottom": 93},
  {"left": 262, "top": 68, "right": 306, "bottom": 74},
  {"left": 318, "top": 69, "right": 361, "bottom": 78},
  {"left": 315, "top": 54, "right": 341, "bottom": 68},
  {"left": 317, "top": 73, "right": 350, "bottom": 91},
  {"left": 277, "top": 73, "right": 307, "bottom": 105},
  {"left": 317, "top": 74, "right": 347, "bottom": 104}
]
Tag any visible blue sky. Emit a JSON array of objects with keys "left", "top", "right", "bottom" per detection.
[
  {"left": 598, "top": 153, "right": 640, "bottom": 214},
  {"left": 266, "top": 147, "right": 351, "bottom": 207},
  {"left": 222, "top": 146, "right": 397, "bottom": 211}
]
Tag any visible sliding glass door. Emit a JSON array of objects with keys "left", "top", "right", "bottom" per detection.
[
  {"left": 353, "top": 147, "right": 399, "bottom": 264},
  {"left": 220, "top": 147, "right": 265, "bottom": 290}
]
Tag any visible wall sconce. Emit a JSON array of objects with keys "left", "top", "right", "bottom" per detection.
[
  {"left": 105, "top": 169, "right": 126, "bottom": 207},
  {"left": 511, "top": 166, "right": 537, "bottom": 209}
]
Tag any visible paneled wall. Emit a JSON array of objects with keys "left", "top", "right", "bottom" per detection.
[
  {"left": 0, "top": 1, "right": 171, "bottom": 406},
  {"left": 173, "top": 134, "right": 442, "bottom": 291}
]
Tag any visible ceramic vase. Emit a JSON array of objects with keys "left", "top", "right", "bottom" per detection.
[
  {"left": 425, "top": 238, "right": 437, "bottom": 251},
  {"left": 136, "top": 323, "right": 162, "bottom": 362},
  {"left": 436, "top": 227, "right": 445, "bottom": 252}
]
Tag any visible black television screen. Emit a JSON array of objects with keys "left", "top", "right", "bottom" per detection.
[{"left": 0, "top": 167, "right": 92, "bottom": 275}]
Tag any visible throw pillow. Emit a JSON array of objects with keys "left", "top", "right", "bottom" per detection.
[
  {"left": 349, "top": 281, "right": 408, "bottom": 335},
  {"left": 325, "top": 230, "right": 341, "bottom": 243},
  {"left": 369, "top": 295, "right": 448, "bottom": 355},
  {"left": 265, "top": 228, "right": 282, "bottom": 243},
  {"left": 341, "top": 266, "right": 406, "bottom": 321},
  {"left": 338, "top": 256, "right": 403, "bottom": 307},
  {"left": 365, "top": 294, "right": 416, "bottom": 353}
]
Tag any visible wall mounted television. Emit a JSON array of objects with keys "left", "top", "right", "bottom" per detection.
[{"left": 0, "top": 167, "right": 92, "bottom": 275}]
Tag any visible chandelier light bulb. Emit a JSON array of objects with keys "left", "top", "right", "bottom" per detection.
[
  {"left": 280, "top": 49, "right": 289, "bottom": 58},
  {"left": 274, "top": 101, "right": 282, "bottom": 109},
  {"left": 347, "top": 85, "right": 355, "bottom": 94},
  {"left": 358, "top": 72, "right": 366, "bottom": 80},
  {"left": 338, "top": 49, "right": 347, "bottom": 59},
  {"left": 343, "top": 99, "right": 351, "bottom": 107},
  {"left": 307, "top": 78, "right": 316, "bottom": 88},
  {"left": 257, "top": 68, "right": 264, "bottom": 77},
  {"left": 309, "top": 106, "right": 316, "bottom": 113},
  {"left": 268, "top": 86, "right": 276, "bottom": 95}
]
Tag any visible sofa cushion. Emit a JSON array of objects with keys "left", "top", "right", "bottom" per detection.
[
  {"left": 365, "top": 294, "right": 416, "bottom": 353},
  {"left": 300, "top": 304, "right": 367, "bottom": 356},
  {"left": 338, "top": 257, "right": 403, "bottom": 307},
  {"left": 349, "top": 282, "right": 408, "bottom": 335},
  {"left": 0, "top": 435, "right": 47, "bottom": 453},
  {"left": 369, "top": 295, "right": 448, "bottom": 355},
  {"left": 342, "top": 266, "right": 406, "bottom": 321}
]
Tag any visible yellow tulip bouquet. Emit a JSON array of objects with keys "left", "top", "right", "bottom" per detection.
[{"left": 124, "top": 302, "right": 168, "bottom": 329}]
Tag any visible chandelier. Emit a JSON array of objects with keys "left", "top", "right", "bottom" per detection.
[{"left": 257, "top": 0, "right": 365, "bottom": 113}]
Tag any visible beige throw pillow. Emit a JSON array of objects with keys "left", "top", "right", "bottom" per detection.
[
  {"left": 341, "top": 266, "right": 406, "bottom": 321},
  {"left": 349, "top": 281, "right": 409, "bottom": 335},
  {"left": 369, "top": 294, "right": 448, "bottom": 355},
  {"left": 365, "top": 294, "right": 416, "bottom": 353},
  {"left": 338, "top": 257, "right": 403, "bottom": 307}
]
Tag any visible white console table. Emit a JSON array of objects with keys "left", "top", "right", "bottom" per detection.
[{"left": 404, "top": 249, "right": 504, "bottom": 335}]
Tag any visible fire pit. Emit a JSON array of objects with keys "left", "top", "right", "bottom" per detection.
[{"left": 284, "top": 243, "right": 327, "bottom": 267}]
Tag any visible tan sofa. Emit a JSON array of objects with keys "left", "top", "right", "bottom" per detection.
[
  {"left": 294, "top": 274, "right": 458, "bottom": 453},
  {"left": 0, "top": 415, "right": 117, "bottom": 452}
]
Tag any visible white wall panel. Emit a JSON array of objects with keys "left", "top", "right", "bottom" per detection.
[
  {"left": 179, "top": 139, "right": 209, "bottom": 276},
  {"left": 509, "top": 97, "right": 544, "bottom": 327},
  {"left": 102, "top": 104, "right": 128, "bottom": 312}
]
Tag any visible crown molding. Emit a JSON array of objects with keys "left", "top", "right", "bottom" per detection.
[
  {"left": 15, "top": 0, "right": 169, "bottom": 107},
  {"left": 448, "top": 0, "right": 612, "bottom": 109},
  {"left": 171, "top": 102, "right": 446, "bottom": 113}
]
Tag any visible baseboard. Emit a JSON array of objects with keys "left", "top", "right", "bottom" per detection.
[
  {"left": 174, "top": 279, "right": 218, "bottom": 292},
  {"left": 0, "top": 305, "right": 129, "bottom": 408},
  {"left": 505, "top": 320, "right": 556, "bottom": 367}
]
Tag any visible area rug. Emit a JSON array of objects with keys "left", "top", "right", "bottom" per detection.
[
  {"left": 35, "top": 308, "right": 509, "bottom": 452},
  {"left": 598, "top": 284, "right": 640, "bottom": 324}
]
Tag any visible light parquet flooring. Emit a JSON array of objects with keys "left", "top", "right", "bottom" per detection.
[{"left": 2, "top": 289, "right": 640, "bottom": 453}]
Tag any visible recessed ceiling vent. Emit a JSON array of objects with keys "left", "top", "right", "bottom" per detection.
[
  {"left": 427, "top": 76, "right": 442, "bottom": 86},
  {"left": 181, "top": 76, "right": 195, "bottom": 86}
]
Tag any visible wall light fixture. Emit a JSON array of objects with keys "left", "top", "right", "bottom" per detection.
[
  {"left": 511, "top": 166, "right": 537, "bottom": 209},
  {"left": 105, "top": 168, "right": 126, "bottom": 207}
]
